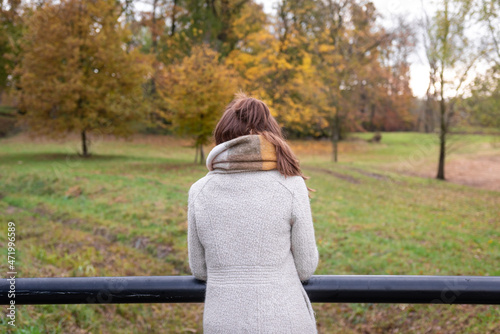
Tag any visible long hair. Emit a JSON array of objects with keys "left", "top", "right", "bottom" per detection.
[{"left": 213, "top": 92, "right": 314, "bottom": 192}]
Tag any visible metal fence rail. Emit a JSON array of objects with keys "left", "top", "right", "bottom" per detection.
[{"left": 1, "top": 275, "right": 499, "bottom": 305}]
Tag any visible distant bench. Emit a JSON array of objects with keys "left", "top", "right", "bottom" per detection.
[{"left": 1, "top": 275, "right": 499, "bottom": 305}]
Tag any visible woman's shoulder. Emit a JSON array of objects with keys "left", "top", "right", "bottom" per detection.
[
  {"left": 266, "top": 171, "right": 308, "bottom": 195},
  {"left": 188, "top": 174, "right": 217, "bottom": 202}
]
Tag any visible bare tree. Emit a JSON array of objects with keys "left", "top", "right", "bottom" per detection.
[{"left": 422, "top": 0, "right": 485, "bottom": 180}]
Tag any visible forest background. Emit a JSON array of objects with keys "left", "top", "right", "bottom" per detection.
[{"left": 1, "top": 0, "right": 499, "bottom": 174}]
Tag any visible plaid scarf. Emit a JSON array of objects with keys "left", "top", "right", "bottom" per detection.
[{"left": 206, "top": 134, "right": 278, "bottom": 172}]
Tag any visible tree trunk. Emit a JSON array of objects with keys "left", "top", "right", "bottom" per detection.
[
  {"left": 415, "top": 108, "right": 422, "bottom": 132},
  {"left": 437, "top": 133, "right": 446, "bottom": 180},
  {"left": 369, "top": 103, "right": 376, "bottom": 131},
  {"left": 332, "top": 134, "right": 338, "bottom": 163},
  {"left": 199, "top": 144, "right": 205, "bottom": 165},
  {"left": 194, "top": 144, "right": 199, "bottom": 164},
  {"left": 436, "top": 93, "right": 446, "bottom": 180},
  {"left": 425, "top": 104, "right": 435, "bottom": 133},
  {"left": 171, "top": 0, "right": 177, "bottom": 36},
  {"left": 152, "top": 0, "right": 158, "bottom": 55},
  {"left": 331, "top": 118, "right": 339, "bottom": 163},
  {"left": 424, "top": 77, "right": 434, "bottom": 133},
  {"left": 81, "top": 130, "right": 90, "bottom": 157}
]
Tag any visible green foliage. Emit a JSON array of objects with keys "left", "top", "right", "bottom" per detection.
[
  {"left": 464, "top": 67, "right": 500, "bottom": 129},
  {"left": 0, "top": 1, "right": 24, "bottom": 89}
]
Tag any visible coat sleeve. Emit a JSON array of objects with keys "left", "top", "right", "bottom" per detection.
[
  {"left": 187, "top": 192, "right": 207, "bottom": 281},
  {"left": 290, "top": 178, "right": 319, "bottom": 282}
]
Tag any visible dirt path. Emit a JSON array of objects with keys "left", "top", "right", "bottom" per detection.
[{"left": 401, "top": 153, "right": 500, "bottom": 192}]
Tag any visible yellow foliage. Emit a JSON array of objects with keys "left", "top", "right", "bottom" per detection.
[
  {"left": 14, "top": 0, "right": 151, "bottom": 147},
  {"left": 157, "top": 44, "right": 241, "bottom": 148}
]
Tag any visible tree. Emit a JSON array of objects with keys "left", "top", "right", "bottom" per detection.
[
  {"left": 310, "top": 0, "right": 390, "bottom": 161},
  {"left": 179, "top": 0, "right": 253, "bottom": 56},
  {"left": 0, "top": 0, "right": 23, "bottom": 97},
  {"left": 157, "top": 44, "right": 240, "bottom": 164},
  {"left": 461, "top": 0, "right": 500, "bottom": 130},
  {"left": 134, "top": 0, "right": 174, "bottom": 131},
  {"left": 226, "top": 2, "right": 324, "bottom": 138},
  {"left": 463, "top": 67, "right": 500, "bottom": 130},
  {"left": 481, "top": 0, "right": 500, "bottom": 67},
  {"left": 371, "top": 16, "right": 416, "bottom": 132},
  {"left": 133, "top": 0, "right": 263, "bottom": 133},
  {"left": 423, "top": 0, "right": 484, "bottom": 180},
  {"left": 228, "top": 0, "right": 408, "bottom": 156},
  {"left": 13, "top": 0, "right": 151, "bottom": 157}
]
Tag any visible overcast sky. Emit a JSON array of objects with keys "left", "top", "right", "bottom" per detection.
[{"left": 254, "top": 0, "right": 437, "bottom": 97}]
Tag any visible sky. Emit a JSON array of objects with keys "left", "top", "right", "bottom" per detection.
[{"left": 254, "top": 0, "right": 437, "bottom": 98}]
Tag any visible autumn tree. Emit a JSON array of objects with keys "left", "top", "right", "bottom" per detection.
[
  {"left": 132, "top": 0, "right": 261, "bottom": 133},
  {"left": 157, "top": 44, "right": 240, "bottom": 164},
  {"left": 226, "top": 0, "right": 328, "bottom": 138},
  {"left": 423, "top": 0, "right": 484, "bottom": 180},
  {"left": 267, "top": 0, "right": 326, "bottom": 138},
  {"left": 132, "top": 0, "right": 174, "bottom": 131},
  {"left": 228, "top": 0, "right": 411, "bottom": 156},
  {"left": 369, "top": 16, "right": 416, "bottom": 131},
  {"left": 239, "top": 0, "right": 395, "bottom": 160},
  {"left": 13, "top": 0, "right": 150, "bottom": 157},
  {"left": 307, "top": 0, "right": 390, "bottom": 161}
]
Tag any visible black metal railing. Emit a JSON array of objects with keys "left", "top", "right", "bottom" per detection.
[{"left": 1, "top": 275, "right": 499, "bottom": 305}]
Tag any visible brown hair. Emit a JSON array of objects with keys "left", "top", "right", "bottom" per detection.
[{"left": 214, "top": 92, "right": 314, "bottom": 192}]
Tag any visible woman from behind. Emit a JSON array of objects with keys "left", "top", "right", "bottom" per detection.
[{"left": 187, "top": 92, "right": 319, "bottom": 333}]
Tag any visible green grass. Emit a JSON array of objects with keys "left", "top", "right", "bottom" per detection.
[{"left": 0, "top": 132, "right": 499, "bottom": 333}]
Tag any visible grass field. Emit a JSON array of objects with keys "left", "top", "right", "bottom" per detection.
[{"left": 0, "top": 132, "right": 499, "bottom": 333}]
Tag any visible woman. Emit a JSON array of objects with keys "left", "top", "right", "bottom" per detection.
[{"left": 187, "top": 92, "right": 319, "bottom": 333}]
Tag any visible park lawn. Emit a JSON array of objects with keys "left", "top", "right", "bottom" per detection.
[{"left": 0, "top": 132, "right": 499, "bottom": 333}]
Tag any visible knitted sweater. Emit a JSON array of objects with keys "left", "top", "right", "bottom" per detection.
[{"left": 188, "top": 135, "right": 319, "bottom": 333}]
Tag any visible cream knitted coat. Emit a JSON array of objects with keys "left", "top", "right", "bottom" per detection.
[{"left": 188, "top": 135, "right": 319, "bottom": 333}]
